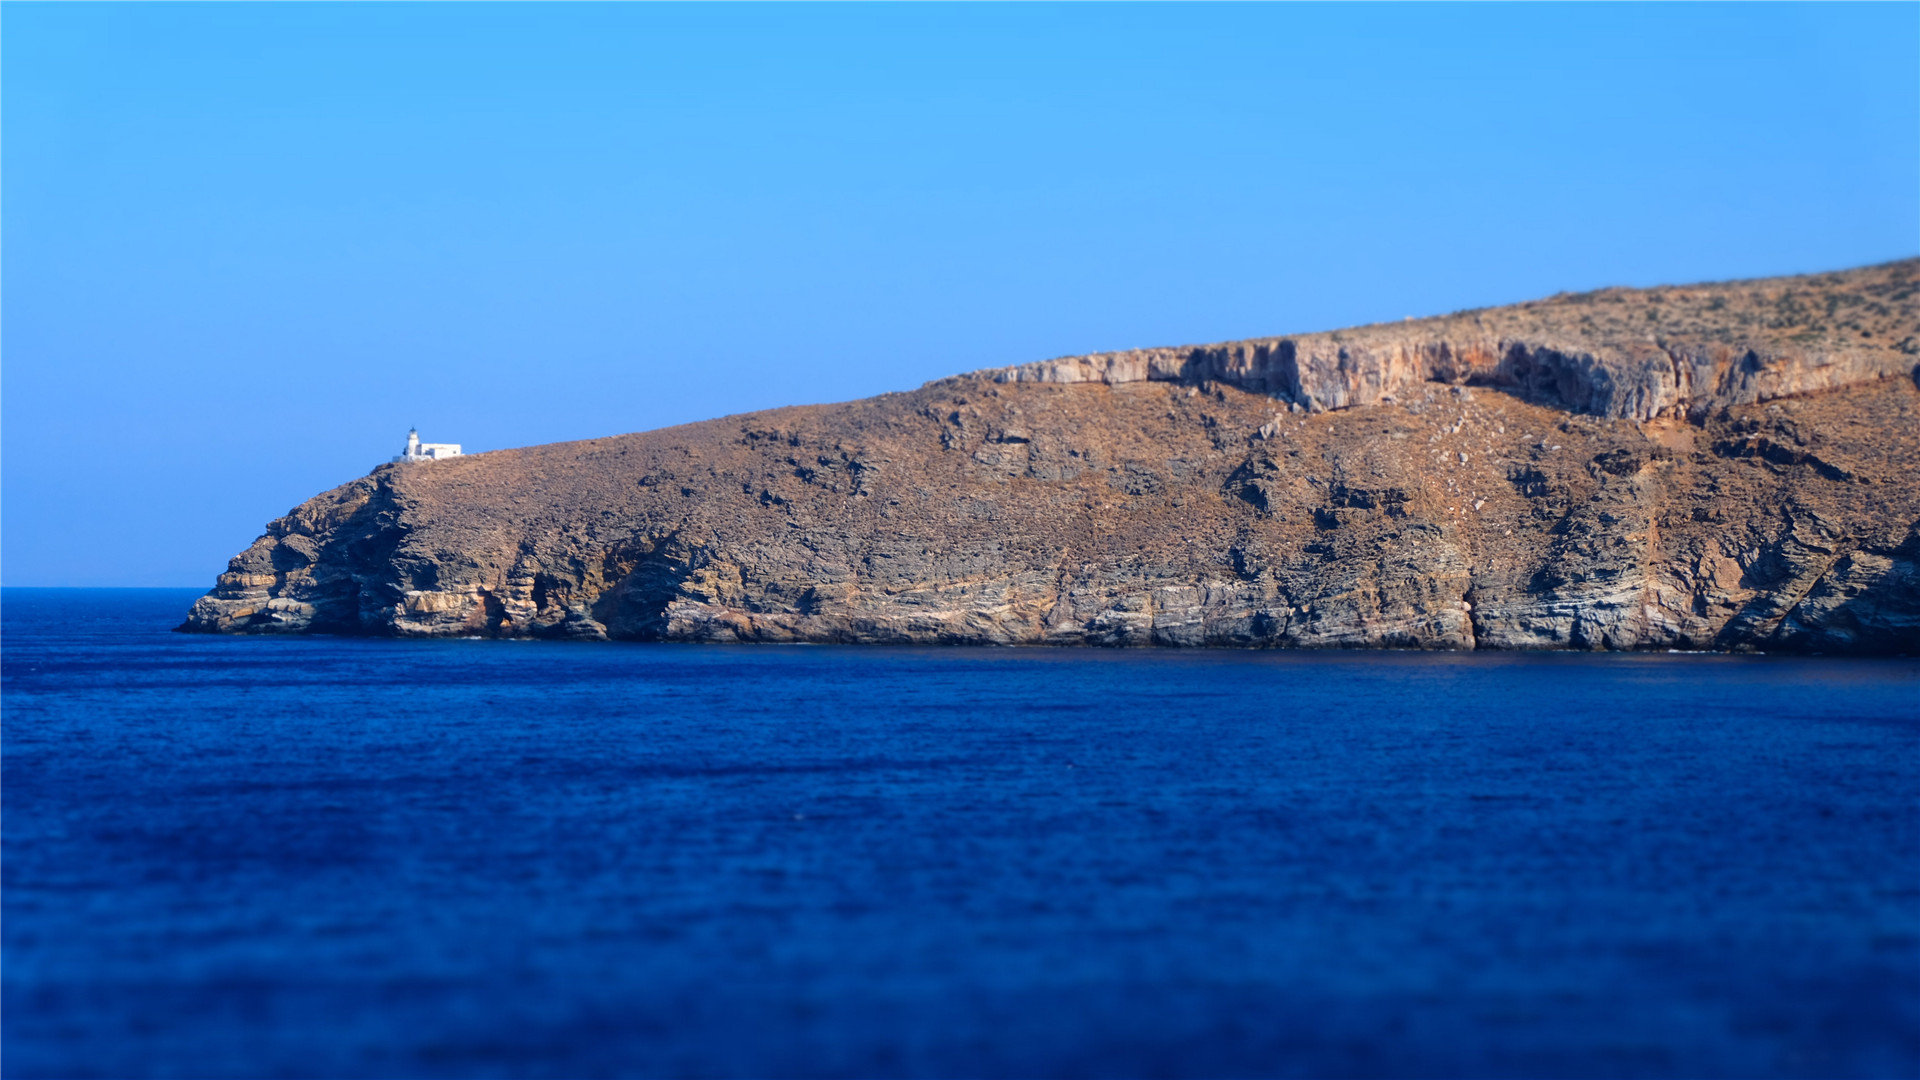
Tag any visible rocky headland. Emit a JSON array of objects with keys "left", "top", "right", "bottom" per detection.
[{"left": 184, "top": 260, "right": 1920, "bottom": 653}]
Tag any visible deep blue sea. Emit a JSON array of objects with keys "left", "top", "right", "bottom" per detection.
[{"left": 3, "top": 588, "right": 1916, "bottom": 1079}]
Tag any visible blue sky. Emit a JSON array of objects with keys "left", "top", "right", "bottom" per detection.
[{"left": 5, "top": 3, "right": 1916, "bottom": 587}]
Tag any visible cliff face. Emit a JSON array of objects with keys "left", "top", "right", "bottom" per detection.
[
  {"left": 184, "top": 260, "right": 1920, "bottom": 653},
  {"left": 991, "top": 260, "right": 1919, "bottom": 421}
]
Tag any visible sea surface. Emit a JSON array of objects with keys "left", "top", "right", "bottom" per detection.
[{"left": 3, "top": 588, "right": 1916, "bottom": 1079}]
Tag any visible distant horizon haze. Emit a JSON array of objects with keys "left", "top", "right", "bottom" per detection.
[{"left": 5, "top": 4, "right": 1916, "bottom": 586}]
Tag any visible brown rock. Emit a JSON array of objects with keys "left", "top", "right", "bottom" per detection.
[{"left": 182, "top": 260, "right": 1920, "bottom": 653}]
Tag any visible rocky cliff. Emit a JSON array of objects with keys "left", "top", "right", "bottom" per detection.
[{"left": 184, "top": 260, "right": 1920, "bottom": 653}]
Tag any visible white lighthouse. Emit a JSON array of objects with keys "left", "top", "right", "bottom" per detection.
[{"left": 392, "top": 428, "right": 462, "bottom": 464}]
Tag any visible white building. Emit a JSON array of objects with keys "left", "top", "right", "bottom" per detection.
[{"left": 392, "top": 428, "right": 462, "bottom": 463}]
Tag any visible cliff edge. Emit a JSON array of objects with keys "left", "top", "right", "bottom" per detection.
[{"left": 184, "top": 260, "right": 1920, "bottom": 652}]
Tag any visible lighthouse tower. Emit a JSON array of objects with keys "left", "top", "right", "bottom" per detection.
[{"left": 392, "top": 428, "right": 462, "bottom": 464}]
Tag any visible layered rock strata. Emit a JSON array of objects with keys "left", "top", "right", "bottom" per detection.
[
  {"left": 992, "top": 260, "right": 1918, "bottom": 422},
  {"left": 184, "top": 260, "right": 1920, "bottom": 653}
]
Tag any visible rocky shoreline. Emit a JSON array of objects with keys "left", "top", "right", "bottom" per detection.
[{"left": 183, "top": 260, "right": 1920, "bottom": 653}]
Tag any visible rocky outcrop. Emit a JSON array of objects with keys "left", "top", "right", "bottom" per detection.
[
  {"left": 990, "top": 260, "right": 1919, "bottom": 421},
  {"left": 183, "top": 260, "right": 1920, "bottom": 653}
]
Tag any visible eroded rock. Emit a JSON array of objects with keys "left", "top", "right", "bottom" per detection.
[{"left": 182, "top": 261, "right": 1920, "bottom": 654}]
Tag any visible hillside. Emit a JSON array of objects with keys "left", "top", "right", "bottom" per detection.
[{"left": 183, "top": 260, "right": 1920, "bottom": 652}]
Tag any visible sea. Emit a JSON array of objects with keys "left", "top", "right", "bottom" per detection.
[{"left": 3, "top": 588, "right": 1916, "bottom": 1079}]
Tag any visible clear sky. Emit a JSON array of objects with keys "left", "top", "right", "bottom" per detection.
[{"left": 5, "top": 3, "right": 1916, "bottom": 587}]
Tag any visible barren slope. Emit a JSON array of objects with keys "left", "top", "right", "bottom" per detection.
[{"left": 184, "top": 260, "right": 1920, "bottom": 653}]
